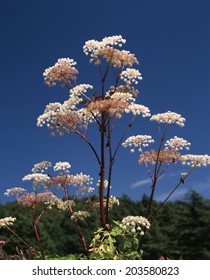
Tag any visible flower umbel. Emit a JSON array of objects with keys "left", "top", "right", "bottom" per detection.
[
  {"left": 22, "top": 173, "right": 50, "bottom": 184},
  {"left": 120, "top": 68, "right": 143, "bottom": 85},
  {"left": 0, "top": 217, "right": 16, "bottom": 228},
  {"left": 120, "top": 216, "right": 150, "bottom": 235},
  {"left": 54, "top": 161, "right": 71, "bottom": 172},
  {"left": 180, "top": 154, "right": 210, "bottom": 167},
  {"left": 32, "top": 161, "right": 52, "bottom": 173},
  {"left": 43, "top": 58, "right": 78, "bottom": 87},
  {"left": 150, "top": 111, "right": 186, "bottom": 127},
  {"left": 122, "top": 135, "right": 154, "bottom": 153},
  {"left": 164, "top": 136, "right": 191, "bottom": 151},
  {"left": 71, "top": 211, "right": 90, "bottom": 222},
  {"left": 139, "top": 149, "right": 181, "bottom": 164},
  {"left": 4, "top": 187, "right": 26, "bottom": 197}
]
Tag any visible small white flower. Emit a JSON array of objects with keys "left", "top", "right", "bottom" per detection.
[
  {"left": 0, "top": 217, "right": 16, "bottom": 228},
  {"left": 122, "top": 135, "right": 154, "bottom": 152},
  {"left": 22, "top": 173, "right": 50, "bottom": 183},
  {"left": 54, "top": 161, "right": 71, "bottom": 172},
  {"left": 165, "top": 136, "right": 191, "bottom": 151},
  {"left": 120, "top": 68, "right": 143, "bottom": 84},
  {"left": 180, "top": 154, "right": 210, "bottom": 167},
  {"left": 150, "top": 111, "right": 186, "bottom": 127},
  {"left": 4, "top": 188, "right": 26, "bottom": 196}
]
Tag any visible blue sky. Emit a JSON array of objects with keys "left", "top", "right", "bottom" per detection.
[{"left": 0, "top": 0, "right": 209, "bottom": 204}]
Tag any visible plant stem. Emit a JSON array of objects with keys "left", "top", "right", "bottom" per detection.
[
  {"left": 5, "top": 225, "right": 34, "bottom": 251},
  {"left": 63, "top": 184, "right": 88, "bottom": 254},
  {"left": 33, "top": 204, "right": 45, "bottom": 259},
  {"left": 33, "top": 220, "right": 45, "bottom": 259},
  {"left": 151, "top": 168, "right": 195, "bottom": 219},
  {"left": 105, "top": 115, "right": 113, "bottom": 225},
  {"left": 99, "top": 112, "right": 106, "bottom": 228}
]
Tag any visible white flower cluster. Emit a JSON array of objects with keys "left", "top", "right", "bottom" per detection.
[
  {"left": 43, "top": 58, "right": 77, "bottom": 86},
  {"left": 56, "top": 199, "right": 74, "bottom": 211},
  {"left": 109, "top": 195, "right": 120, "bottom": 207},
  {"left": 120, "top": 216, "right": 150, "bottom": 235},
  {"left": 125, "top": 104, "right": 151, "bottom": 117},
  {"left": 54, "top": 161, "right": 71, "bottom": 172},
  {"left": 150, "top": 111, "right": 186, "bottom": 127},
  {"left": 22, "top": 173, "right": 50, "bottom": 183},
  {"left": 165, "top": 136, "right": 191, "bottom": 151},
  {"left": 120, "top": 68, "right": 143, "bottom": 85},
  {"left": 180, "top": 154, "right": 210, "bottom": 167},
  {"left": 0, "top": 217, "right": 16, "bottom": 228},
  {"left": 106, "top": 91, "right": 136, "bottom": 103},
  {"left": 56, "top": 58, "right": 77, "bottom": 67},
  {"left": 32, "top": 161, "right": 52, "bottom": 173},
  {"left": 63, "top": 95, "right": 83, "bottom": 110},
  {"left": 4, "top": 187, "right": 26, "bottom": 196},
  {"left": 71, "top": 172, "right": 93, "bottom": 187},
  {"left": 71, "top": 211, "right": 90, "bottom": 222},
  {"left": 76, "top": 186, "right": 95, "bottom": 195},
  {"left": 96, "top": 179, "right": 112, "bottom": 189},
  {"left": 37, "top": 102, "right": 62, "bottom": 127},
  {"left": 122, "top": 135, "right": 154, "bottom": 153},
  {"left": 83, "top": 35, "right": 126, "bottom": 55},
  {"left": 45, "top": 197, "right": 74, "bottom": 211},
  {"left": 70, "top": 84, "right": 93, "bottom": 98}
]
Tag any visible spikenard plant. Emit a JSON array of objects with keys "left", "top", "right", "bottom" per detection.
[
  {"left": 37, "top": 35, "right": 151, "bottom": 232},
  {"left": 2, "top": 35, "right": 210, "bottom": 260}
]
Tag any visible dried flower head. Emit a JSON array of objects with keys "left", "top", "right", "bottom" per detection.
[
  {"left": 37, "top": 103, "right": 89, "bottom": 136},
  {"left": 47, "top": 173, "right": 93, "bottom": 189},
  {"left": 17, "top": 191, "right": 57, "bottom": 207},
  {"left": 139, "top": 149, "right": 181, "bottom": 164},
  {"left": 150, "top": 111, "right": 186, "bottom": 127},
  {"left": 47, "top": 175, "right": 73, "bottom": 188},
  {"left": 43, "top": 58, "right": 78, "bottom": 87},
  {"left": 87, "top": 99, "right": 129, "bottom": 116},
  {"left": 120, "top": 216, "right": 150, "bottom": 235},
  {"left": 0, "top": 217, "right": 16, "bottom": 228},
  {"left": 92, "top": 48, "right": 139, "bottom": 67}
]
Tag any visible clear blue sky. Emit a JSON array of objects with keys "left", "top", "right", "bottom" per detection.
[{"left": 0, "top": 0, "right": 209, "bottom": 204}]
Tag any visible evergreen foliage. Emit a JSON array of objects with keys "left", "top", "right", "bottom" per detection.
[{"left": 0, "top": 190, "right": 210, "bottom": 259}]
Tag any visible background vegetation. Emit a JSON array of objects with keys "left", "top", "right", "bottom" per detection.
[{"left": 0, "top": 190, "right": 210, "bottom": 260}]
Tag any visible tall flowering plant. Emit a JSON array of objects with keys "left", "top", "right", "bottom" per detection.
[
  {"left": 2, "top": 35, "right": 210, "bottom": 259},
  {"left": 38, "top": 35, "right": 151, "bottom": 231}
]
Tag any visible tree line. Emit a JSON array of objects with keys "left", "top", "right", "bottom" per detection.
[{"left": 0, "top": 190, "right": 210, "bottom": 259}]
